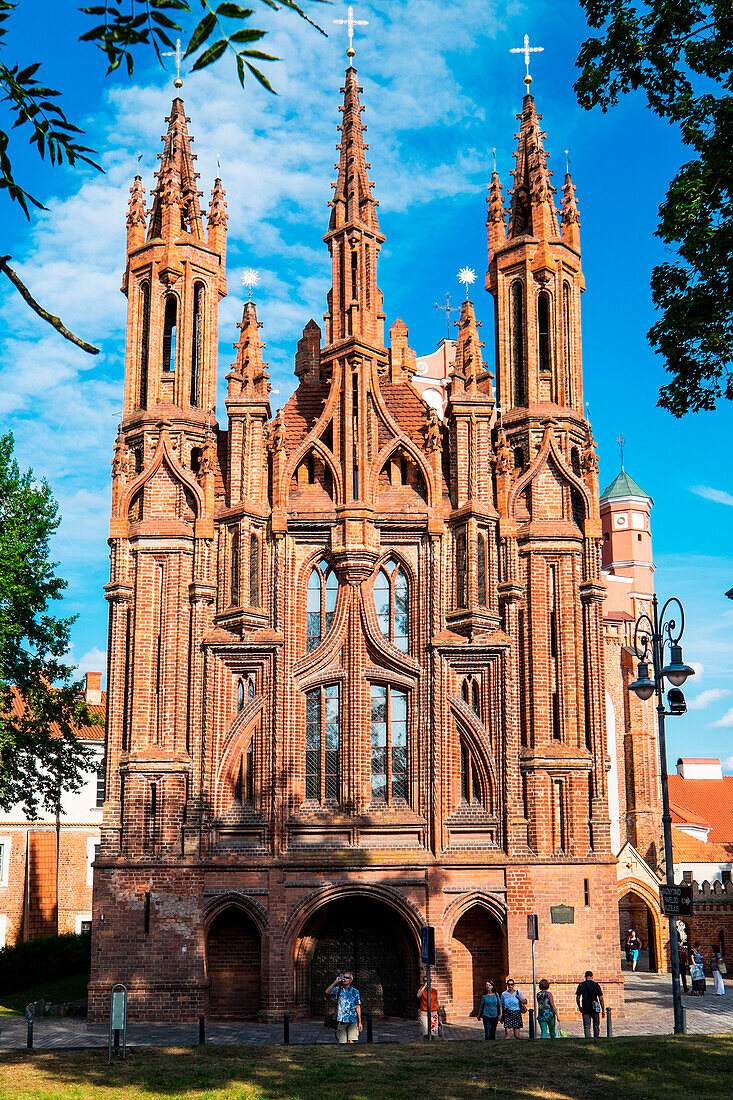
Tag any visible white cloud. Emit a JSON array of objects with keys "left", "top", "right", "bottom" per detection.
[
  {"left": 711, "top": 706, "right": 733, "bottom": 728},
  {"left": 76, "top": 648, "right": 107, "bottom": 680},
  {"left": 723, "top": 756, "right": 733, "bottom": 776},
  {"left": 688, "top": 688, "right": 730, "bottom": 711},
  {"left": 691, "top": 485, "right": 733, "bottom": 507},
  {"left": 690, "top": 662, "right": 705, "bottom": 679}
]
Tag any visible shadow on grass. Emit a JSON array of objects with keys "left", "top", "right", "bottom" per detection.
[{"left": 0, "top": 1035, "right": 732, "bottom": 1100}]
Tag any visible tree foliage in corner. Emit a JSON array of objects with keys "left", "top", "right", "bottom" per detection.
[
  {"left": 0, "top": 432, "right": 97, "bottom": 817},
  {"left": 576, "top": 2, "right": 733, "bottom": 416},
  {"left": 0, "top": 0, "right": 325, "bottom": 353}
]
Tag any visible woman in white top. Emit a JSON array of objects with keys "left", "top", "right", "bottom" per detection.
[{"left": 499, "top": 978, "right": 527, "bottom": 1038}]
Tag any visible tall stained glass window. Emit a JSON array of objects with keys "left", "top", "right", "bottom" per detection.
[
  {"left": 305, "top": 684, "right": 339, "bottom": 802},
  {"left": 370, "top": 684, "right": 408, "bottom": 802}
]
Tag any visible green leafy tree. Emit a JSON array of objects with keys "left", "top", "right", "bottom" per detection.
[
  {"left": 575, "top": 2, "right": 733, "bottom": 416},
  {"left": 0, "top": 0, "right": 325, "bottom": 353},
  {"left": 0, "top": 432, "right": 97, "bottom": 817}
]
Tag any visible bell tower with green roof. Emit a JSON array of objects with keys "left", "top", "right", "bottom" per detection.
[{"left": 600, "top": 464, "right": 654, "bottom": 619}]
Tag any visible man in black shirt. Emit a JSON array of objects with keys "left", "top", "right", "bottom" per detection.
[{"left": 575, "top": 970, "right": 605, "bottom": 1038}]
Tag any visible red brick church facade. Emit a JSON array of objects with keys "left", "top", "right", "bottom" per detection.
[{"left": 89, "top": 64, "right": 625, "bottom": 1020}]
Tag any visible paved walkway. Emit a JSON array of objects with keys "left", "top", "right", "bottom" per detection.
[{"left": 0, "top": 974, "right": 730, "bottom": 1051}]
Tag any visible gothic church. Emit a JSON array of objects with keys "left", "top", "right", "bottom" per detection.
[{"left": 90, "top": 55, "right": 627, "bottom": 1020}]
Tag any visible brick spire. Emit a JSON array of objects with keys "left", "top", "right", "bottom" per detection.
[
  {"left": 228, "top": 300, "right": 269, "bottom": 399},
  {"left": 207, "top": 175, "right": 227, "bottom": 260},
  {"left": 561, "top": 170, "right": 581, "bottom": 252},
  {"left": 323, "top": 64, "right": 385, "bottom": 348},
  {"left": 148, "top": 98, "right": 204, "bottom": 241},
  {"left": 486, "top": 170, "right": 506, "bottom": 262},
  {"left": 508, "top": 94, "right": 558, "bottom": 241},
  {"left": 453, "top": 298, "right": 491, "bottom": 398},
  {"left": 126, "top": 174, "right": 146, "bottom": 251}
]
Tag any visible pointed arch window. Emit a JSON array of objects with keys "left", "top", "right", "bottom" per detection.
[
  {"left": 455, "top": 529, "right": 467, "bottom": 609},
  {"left": 230, "top": 530, "right": 240, "bottom": 606},
  {"left": 305, "top": 683, "right": 340, "bottom": 802},
  {"left": 538, "top": 292, "right": 552, "bottom": 379},
  {"left": 510, "top": 280, "right": 525, "bottom": 406},
  {"left": 249, "top": 532, "right": 260, "bottom": 607},
  {"left": 237, "top": 679, "right": 245, "bottom": 712},
  {"left": 460, "top": 740, "right": 483, "bottom": 805},
  {"left": 138, "top": 281, "right": 150, "bottom": 408},
  {"left": 370, "top": 684, "right": 408, "bottom": 802},
  {"left": 306, "top": 561, "right": 338, "bottom": 652},
  {"left": 162, "top": 295, "right": 177, "bottom": 373},
  {"left": 461, "top": 676, "right": 482, "bottom": 720},
  {"left": 191, "top": 282, "right": 204, "bottom": 407},
  {"left": 477, "top": 532, "right": 488, "bottom": 607},
  {"left": 373, "top": 560, "right": 408, "bottom": 652},
  {"left": 562, "top": 283, "right": 572, "bottom": 407}
]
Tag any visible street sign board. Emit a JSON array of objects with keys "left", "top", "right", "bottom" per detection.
[
  {"left": 420, "top": 925, "right": 436, "bottom": 966},
  {"left": 660, "top": 885, "right": 693, "bottom": 916},
  {"left": 526, "top": 914, "right": 538, "bottom": 940}
]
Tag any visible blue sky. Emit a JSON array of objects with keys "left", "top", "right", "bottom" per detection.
[{"left": 2, "top": 1, "right": 732, "bottom": 770}]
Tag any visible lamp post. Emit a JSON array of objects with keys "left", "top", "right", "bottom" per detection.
[{"left": 629, "top": 594, "right": 695, "bottom": 1035}]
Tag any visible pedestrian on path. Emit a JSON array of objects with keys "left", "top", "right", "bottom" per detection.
[
  {"left": 691, "top": 943, "right": 707, "bottom": 996},
  {"left": 625, "top": 929, "right": 635, "bottom": 967},
  {"left": 678, "top": 943, "right": 689, "bottom": 994},
  {"left": 477, "top": 980, "right": 500, "bottom": 1040},
  {"left": 629, "top": 934, "right": 641, "bottom": 971},
  {"left": 536, "top": 978, "right": 560, "bottom": 1039},
  {"left": 575, "top": 970, "right": 605, "bottom": 1038},
  {"left": 417, "top": 973, "right": 439, "bottom": 1038},
  {"left": 499, "top": 978, "right": 527, "bottom": 1039},
  {"left": 711, "top": 944, "right": 726, "bottom": 996},
  {"left": 325, "top": 971, "right": 362, "bottom": 1044}
]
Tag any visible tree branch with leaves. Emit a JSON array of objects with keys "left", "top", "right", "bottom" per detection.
[{"left": 575, "top": 1, "right": 733, "bottom": 416}]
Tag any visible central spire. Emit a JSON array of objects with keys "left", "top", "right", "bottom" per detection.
[
  {"left": 148, "top": 98, "right": 204, "bottom": 241},
  {"left": 323, "top": 63, "right": 385, "bottom": 350},
  {"left": 507, "top": 94, "right": 558, "bottom": 242}
]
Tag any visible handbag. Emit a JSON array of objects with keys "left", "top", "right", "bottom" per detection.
[
  {"left": 718, "top": 959, "right": 727, "bottom": 975},
  {"left": 324, "top": 1012, "right": 337, "bottom": 1030},
  {"left": 592, "top": 999, "right": 601, "bottom": 1014}
]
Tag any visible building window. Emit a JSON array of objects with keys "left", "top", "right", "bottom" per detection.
[
  {"left": 455, "top": 529, "right": 467, "bottom": 609},
  {"left": 305, "top": 684, "right": 339, "bottom": 802},
  {"left": 248, "top": 677, "right": 255, "bottom": 699},
  {"left": 510, "top": 280, "right": 525, "bottom": 406},
  {"left": 563, "top": 283, "right": 572, "bottom": 406},
  {"left": 246, "top": 740, "right": 254, "bottom": 803},
  {"left": 682, "top": 870, "right": 693, "bottom": 883},
  {"left": 584, "top": 878, "right": 590, "bottom": 906},
  {"left": 249, "top": 532, "right": 260, "bottom": 607},
  {"left": 237, "top": 679, "right": 245, "bottom": 711},
  {"left": 538, "top": 292, "right": 552, "bottom": 379},
  {"left": 552, "top": 778, "right": 566, "bottom": 852},
  {"left": 80, "top": 919, "right": 92, "bottom": 934},
  {"left": 191, "top": 282, "right": 204, "bottom": 406},
  {"left": 162, "top": 295, "right": 177, "bottom": 372},
  {"left": 230, "top": 531, "right": 240, "bottom": 605},
  {"left": 370, "top": 684, "right": 408, "bottom": 802},
  {"left": 460, "top": 740, "right": 483, "bottom": 805},
  {"left": 549, "top": 565, "right": 562, "bottom": 741},
  {"left": 306, "top": 561, "right": 338, "bottom": 652},
  {"left": 373, "top": 560, "right": 409, "bottom": 652},
  {"left": 96, "top": 759, "right": 106, "bottom": 808},
  {"left": 138, "top": 281, "right": 150, "bottom": 407},
  {"left": 461, "top": 676, "right": 482, "bottom": 719},
  {"left": 477, "top": 532, "right": 488, "bottom": 606}
]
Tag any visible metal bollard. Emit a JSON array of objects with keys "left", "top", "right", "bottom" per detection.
[
  {"left": 283, "top": 1013, "right": 290, "bottom": 1045},
  {"left": 528, "top": 1008, "right": 535, "bottom": 1040},
  {"left": 606, "top": 1008, "right": 613, "bottom": 1038},
  {"left": 366, "top": 1011, "right": 373, "bottom": 1043},
  {"left": 199, "top": 1016, "right": 205, "bottom": 1045},
  {"left": 26, "top": 1018, "right": 33, "bottom": 1050},
  {"left": 681, "top": 1006, "right": 687, "bottom": 1035}
]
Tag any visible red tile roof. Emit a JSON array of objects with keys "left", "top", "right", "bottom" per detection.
[
  {"left": 669, "top": 800, "right": 711, "bottom": 828},
  {"left": 282, "top": 383, "right": 329, "bottom": 451},
  {"left": 380, "top": 380, "right": 430, "bottom": 442},
  {"left": 671, "top": 828, "right": 733, "bottom": 865},
  {"left": 667, "top": 774, "right": 733, "bottom": 843},
  {"left": 6, "top": 686, "right": 105, "bottom": 742}
]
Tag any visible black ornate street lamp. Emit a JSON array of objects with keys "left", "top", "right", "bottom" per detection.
[{"left": 629, "top": 595, "right": 694, "bottom": 1035}]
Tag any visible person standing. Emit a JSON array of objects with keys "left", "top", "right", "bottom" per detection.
[
  {"left": 575, "top": 970, "right": 605, "bottom": 1038},
  {"left": 625, "top": 929, "right": 635, "bottom": 967},
  {"left": 629, "top": 934, "right": 641, "bottom": 972},
  {"left": 325, "top": 971, "right": 362, "bottom": 1044},
  {"left": 690, "top": 943, "right": 706, "bottom": 996},
  {"left": 477, "top": 980, "right": 501, "bottom": 1040},
  {"left": 678, "top": 942, "right": 689, "bottom": 994},
  {"left": 499, "top": 978, "right": 527, "bottom": 1039},
  {"left": 711, "top": 944, "right": 726, "bottom": 996},
  {"left": 536, "top": 978, "right": 560, "bottom": 1039},
  {"left": 417, "top": 974, "right": 439, "bottom": 1039}
]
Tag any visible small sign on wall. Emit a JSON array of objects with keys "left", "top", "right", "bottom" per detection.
[{"left": 550, "top": 904, "right": 575, "bottom": 924}]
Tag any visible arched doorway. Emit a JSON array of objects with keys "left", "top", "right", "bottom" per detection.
[
  {"left": 296, "top": 896, "right": 419, "bottom": 1018},
  {"left": 207, "top": 906, "right": 261, "bottom": 1017},
  {"left": 618, "top": 889, "right": 660, "bottom": 972},
  {"left": 450, "top": 904, "right": 507, "bottom": 1015}
]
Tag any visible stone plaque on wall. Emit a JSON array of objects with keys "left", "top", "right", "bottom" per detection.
[{"left": 550, "top": 904, "right": 575, "bottom": 924}]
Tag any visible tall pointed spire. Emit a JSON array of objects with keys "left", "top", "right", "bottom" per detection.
[
  {"left": 561, "top": 170, "right": 581, "bottom": 251},
  {"left": 486, "top": 170, "right": 507, "bottom": 263},
  {"left": 452, "top": 299, "right": 492, "bottom": 399},
  {"left": 126, "top": 175, "right": 146, "bottom": 251},
  {"left": 323, "top": 63, "right": 385, "bottom": 348},
  {"left": 508, "top": 95, "right": 558, "bottom": 242},
  {"left": 228, "top": 300, "right": 269, "bottom": 399},
  {"left": 148, "top": 98, "right": 204, "bottom": 241}
]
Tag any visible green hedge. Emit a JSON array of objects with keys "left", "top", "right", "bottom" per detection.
[{"left": 0, "top": 931, "right": 91, "bottom": 995}]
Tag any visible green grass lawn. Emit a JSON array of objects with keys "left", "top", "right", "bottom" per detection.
[
  {"left": 0, "top": 974, "right": 88, "bottom": 1017},
  {"left": 0, "top": 1035, "right": 731, "bottom": 1100}
]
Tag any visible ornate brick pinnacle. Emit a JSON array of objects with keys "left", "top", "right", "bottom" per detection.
[
  {"left": 454, "top": 299, "right": 492, "bottom": 398},
  {"left": 231, "top": 300, "right": 269, "bottom": 398},
  {"left": 507, "top": 95, "right": 559, "bottom": 241},
  {"left": 208, "top": 177, "right": 228, "bottom": 228},
  {"left": 486, "top": 170, "right": 507, "bottom": 260},
  {"left": 147, "top": 97, "right": 204, "bottom": 241},
  {"left": 561, "top": 171, "right": 581, "bottom": 251},
  {"left": 126, "top": 175, "right": 147, "bottom": 229}
]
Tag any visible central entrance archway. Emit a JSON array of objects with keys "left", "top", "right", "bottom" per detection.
[
  {"left": 618, "top": 888, "right": 661, "bottom": 972},
  {"left": 207, "top": 905, "right": 261, "bottom": 1018},
  {"left": 450, "top": 904, "right": 507, "bottom": 1016},
  {"left": 296, "top": 895, "right": 419, "bottom": 1018}
]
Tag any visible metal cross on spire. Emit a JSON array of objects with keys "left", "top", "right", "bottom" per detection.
[
  {"left": 162, "top": 38, "right": 184, "bottom": 90},
  {"left": 510, "top": 33, "right": 544, "bottom": 88},
  {"left": 333, "top": 5, "right": 369, "bottom": 60},
  {"left": 435, "top": 292, "right": 459, "bottom": 339},
  {"left": 617, "top": 434, "right": 625, "bottom": 469}
]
